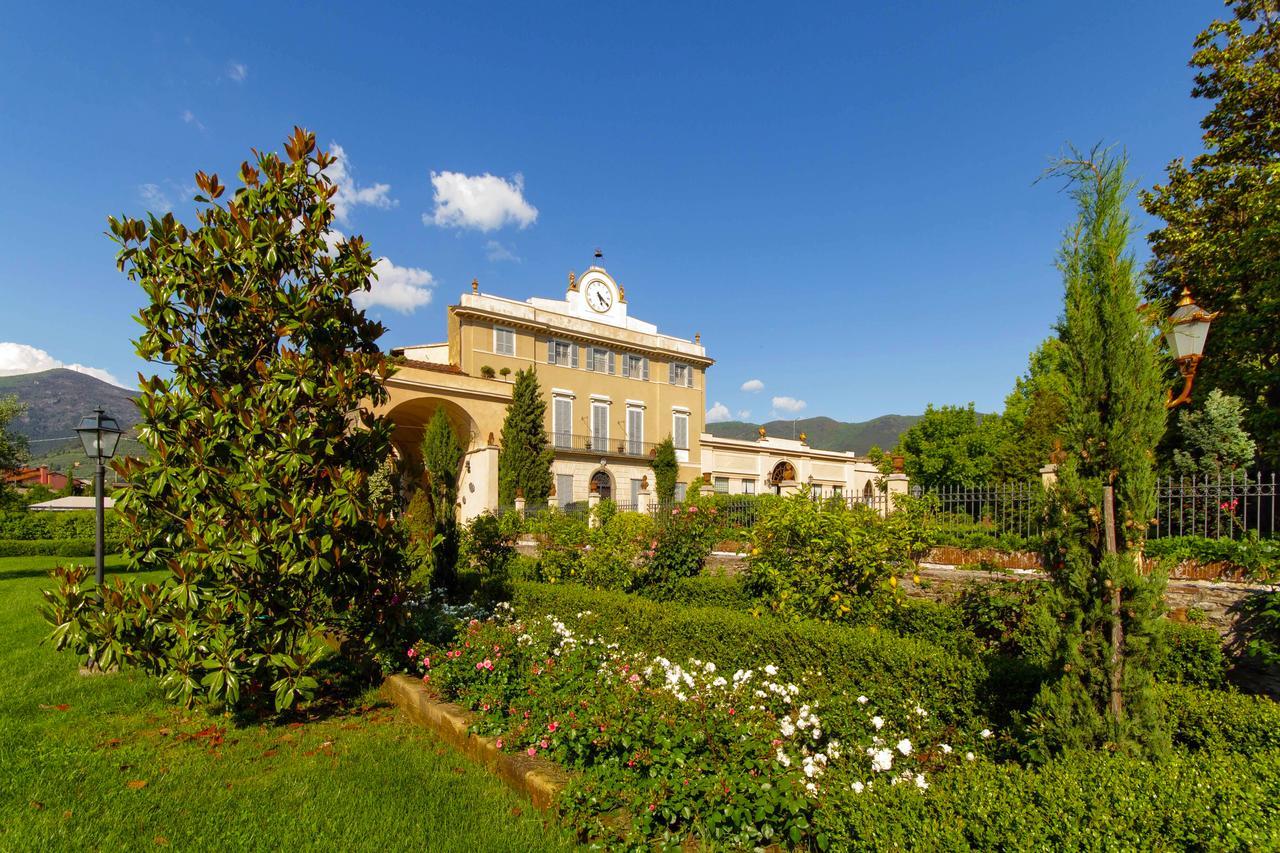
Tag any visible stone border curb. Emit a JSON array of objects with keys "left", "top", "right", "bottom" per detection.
[{"left": 380, "top": 674, "right": 569, "bottom": 811}]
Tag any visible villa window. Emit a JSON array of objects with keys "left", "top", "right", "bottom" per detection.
[
  {"left": 493, "top": 326, "right": 515, "bottom": 356},
  {"left": 556, "top": 473, "right": 574, "bottom": 507},
  {"left": 591, "top": 401, "right": 610, "bottom": 449},
  {"left": 743, "top": 479, "right": 756, "bottom": 495},
  {"left": 672, "top": 411, "right": 689, "bottom": 451},
  {"left": 622, "top": 353, "right": 649, "bottom": 380},
  {"left": 714, "top": 476, "right": 729, "bottom": 495},
  {"left": 674, "top": 482, "right": 688, "bottom": 501},
  {"left": 669, "top": 362, "right": 692, "bottom": 387},
  {"left": 549, "top": 339, "right": 578, "bottom": 368},
  {"left": 626, "top": 406, "right": 644, "bottom": 456},
  {"left": 553, "top": 396, "right": 572, "bottom": 449},
  {"left": 588, "top": 347, "right": 614, "bottom": 374}
]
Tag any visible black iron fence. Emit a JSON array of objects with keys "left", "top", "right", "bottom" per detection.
[{"left": 912, "top": 471, "right": 1277, "bottom": 542}]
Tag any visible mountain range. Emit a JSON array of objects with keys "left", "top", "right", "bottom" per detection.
[
  {"left": 705, "top": 414, "right": 920, "bottom": 455},
  {"left": 0, "top": 369, "right": 920, "bottom": 462},
  {"left": 0, "top": 369, "right": 140, "bottom": 459}
]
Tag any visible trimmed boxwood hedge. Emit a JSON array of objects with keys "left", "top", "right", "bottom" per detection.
[
  {"left": 0, "top": 510, "right": 122, "bottom": 541},
  {"left": 1162, "top": 683, "right": 1280, "bottom": 754},
  {"left": 0, "top": 538, "right": 122, "bottom": 557},
  {"left": 815, "top": 748, "right": 1280, "bottom": 851},
  {"left": 512, "top": 581, "right": 987, "bottom": 726}
]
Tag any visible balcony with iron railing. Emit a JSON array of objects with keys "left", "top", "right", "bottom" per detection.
[{"left": 547, "top": 431, "right": 671, "bottom": 460}]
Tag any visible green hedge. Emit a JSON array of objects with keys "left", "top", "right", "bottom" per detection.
[
  {"left": 815, "top": 748, "right": 1280, "bottom": 851},
  {"left": 511, "top": 581, "right": 986, "bottom": 725},
  {"left": 0, "top": 510, "right": 123, "bottom": 541},
  {"left": 0, "top": 538, "right": 123, "bottom": 557},
  {"left": 1156, "top": 620, "right": 1229, "bottom": 688},
  {"left": 1162, "top": 683, "right": 1280, "bottom": 754},
  {"left": 638, "top": 574, "right": 758, "bottom": 611}
]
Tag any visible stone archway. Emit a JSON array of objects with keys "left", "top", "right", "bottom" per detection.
[{"left": 383, "top": 396, "right": 478, "bottom": 488}]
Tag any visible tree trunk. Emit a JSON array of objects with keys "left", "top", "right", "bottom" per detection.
[{"left": 1103, "top": 485, "right": 1124, "bottom": 721}]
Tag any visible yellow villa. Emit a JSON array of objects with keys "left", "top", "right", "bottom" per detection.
[{"left": 375, "top": 257, "right": 891, "bottom": 519}]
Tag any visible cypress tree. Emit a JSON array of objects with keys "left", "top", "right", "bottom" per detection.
[
  {"left": 1029, "top": 147, "right": 1170, "bottom": 757},
  {"left": 419, "top": 408, "right": 463, "bottom": 590},
  {"left": 651, "top": 436, "right": 679, "bottom": 502},
  {"left": 498, "top": 368, "right": 554, "bottom": 506}
]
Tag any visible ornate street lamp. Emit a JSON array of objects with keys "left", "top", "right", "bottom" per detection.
[
  {"left": 75, "top": 407, "right": 122, "bottom": 586},
  {"left": 1164, "top": 288, "right": 1218, "bottom": 409}
]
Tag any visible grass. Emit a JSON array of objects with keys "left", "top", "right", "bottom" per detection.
[{"left": 0, "top": 555, "right": 575, "bottom": 852}]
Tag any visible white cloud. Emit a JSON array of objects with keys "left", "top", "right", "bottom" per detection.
[
  {"left": 228, "top": 61, "right": 248, "bottom": 82},
  {"left": 138, "top": 183, "right": 173, "bottom": 212},
  {"left": 772, "top": 396, "right": 807, "bottom": 414},
  {"left": 326, "top": 143, "right": 396, "bottom": 225},
  {"left": 0, "top": 342, "right": 125, "bottom": 387},
  {"left": 706, "top": 401, "right": 732, "bottom": 423},
  {"left": 740, "top": 378, "right": 764, "bottom": 393},
  {"left": 352, "top": 256, "right": 436, "bottom": 314},
  {"left": 182, "top": 109, "right": 205, "bottom": 131},
  {"left": 425, "top": 171, "right": 538, "bottom": 232},
  {"left": 485, "top": 240, "right": 520, "bottom": 263},
  {"left": 738, "top": 409, "right": 751, "bottom": 420}
]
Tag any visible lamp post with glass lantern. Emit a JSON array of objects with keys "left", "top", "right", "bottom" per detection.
[
  {"left": 1164, "top": 288, "right": 1218, "bottom": 409},
  {"left": 75, "top": 407, "right": 122, "bottom": 586}
]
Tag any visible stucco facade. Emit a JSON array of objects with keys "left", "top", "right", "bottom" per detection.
[{"left": 375, "top": 259, "right": 888, "bottom": 519}]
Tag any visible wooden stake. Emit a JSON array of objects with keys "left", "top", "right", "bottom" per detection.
[{"left": 1104, "top": 485, "right": 1124, "bottom": 721}]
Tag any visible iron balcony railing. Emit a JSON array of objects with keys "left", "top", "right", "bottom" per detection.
[{"left": 547, "top": 431, "right": 667, "bottom": 459}]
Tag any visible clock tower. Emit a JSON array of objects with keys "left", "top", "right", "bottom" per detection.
[{"left": 566, "top": 263, "right": 627, "bottom": 324}]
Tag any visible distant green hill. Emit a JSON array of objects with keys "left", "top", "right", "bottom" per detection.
[
  {"left": 0, "top": 368, "right": 141, "bottom": 463},
  {"left": 705, "top": 414, "right": 921, "bottom": 455}
]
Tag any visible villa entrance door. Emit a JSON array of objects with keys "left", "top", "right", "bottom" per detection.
[{"left": 590, "top": 470, "right": 613, "bottom": 500}]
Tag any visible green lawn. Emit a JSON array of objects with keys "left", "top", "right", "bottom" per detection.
[{"left": 0, "top": 556, "right": 574, "bottom": 851}]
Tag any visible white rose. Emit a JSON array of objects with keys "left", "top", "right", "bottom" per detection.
[{"left": 896, "top": 739, "right": 912, "bottom": 756}]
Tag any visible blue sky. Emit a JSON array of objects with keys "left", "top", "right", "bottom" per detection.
[{"left": 0, "top": 1, "right": 1214, "bottom": 423}]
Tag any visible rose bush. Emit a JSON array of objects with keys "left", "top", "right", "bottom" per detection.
[{"left": 409, "top": 609, "right": 994, "bottom": 849}]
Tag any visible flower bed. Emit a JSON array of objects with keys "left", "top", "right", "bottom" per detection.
[{"left": 408, "top": 605, "right": 995, "bottom": 848}]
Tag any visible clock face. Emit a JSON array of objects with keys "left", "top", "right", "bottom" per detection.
[{"left": 585, "top": 280, "right": 613, "bottom": 313}]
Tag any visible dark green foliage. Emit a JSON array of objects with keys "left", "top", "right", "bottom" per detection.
[
  {"left": 1242, "top": 587, "right": 1280, "bottom": 666},
  {"left": 0, "top": 538, "right": 123, "bottom": 558},
  {"left": 1161, "top": 683, "right": 1280, "bottom": 753},
  {"left": 1155, "top": 621, "right": 1228, "bottom": 688},
  {"left": 814, "top": 748, "right": 1280, "bottom": 851},
  {"left": 990, "top": 337, "right": 1070, "bottom": 482},
  {"left": 1142, "top": 0, "right": 1280, "bottom": 466},
  {"left": 416, "top": 408, "right": 463, "bottom": 591},
  {"left": 43, "top": 129, "right": 410, "bottom": 713},
  {"left": 0, "top": 396, "right": 28, "bottom": 508},
  {"left": 650, "top": 435, "right": 678, "bottom": 502},
  {"left": 1171, "top": 389, "right": 1258, "bottom": 475},
  {"left": 497, "top": 368, "right": 553, "bottom": 507},
  {"left": 893, "top": 403, "right": 1000, "bottom": 490},
  {"left": 0, "top": 509, "right": 123, "bottom": 541},
  {"left": 1030, "top": 148, "right": 1171, "bottom": 757},
  {"left": 512, "top": 581, "right": 986, "bottom": 726},
  {"left": 640, "top": 573, "right": 757, "bottom": 611},
  {"left": 1140, "top": 534, "right": 1280, "bottom": 578}
]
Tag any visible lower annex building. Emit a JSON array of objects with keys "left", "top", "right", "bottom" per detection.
[{"left": 375, "top": 258, "right": 885, "bottom": 519}]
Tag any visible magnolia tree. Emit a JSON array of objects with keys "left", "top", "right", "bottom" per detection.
[{"left": 42, "top": 128, "right": 410, "bottom": 712}]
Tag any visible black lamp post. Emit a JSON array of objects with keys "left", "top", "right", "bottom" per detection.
[{"left": 75, "top": 407, "right": 122, "bottom": 586}]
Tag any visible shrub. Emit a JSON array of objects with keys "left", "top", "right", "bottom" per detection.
[
  {"left": 955, "top": 580, "right": 1055, "bottom": 664},
  {"left": 814, "top": 748, "right": 1280, "bottom": 851},
  {"left": 744, "top": 493, "right": 913, "bottom": 623},
  {"left": 511, "top": 582, "right": 986, "bottom": 726},
  {"left": 1146, "top": 533, "right": 1280, "bottom": 579},
  {"left": 0, "top": 510, "right": 125, "bottom": 541},
  {"left": 639, "top": 502, "right": 717, "bottom": 590},
  {"left": 1242, "top": 587, "right": 1280, "bottom": 666},
  {"left": 0, "top": 538, "right": 124, "bottom": 558},
  {"left": 578, "top": 509, "right": 655, "bottom": 590},
  {"left": 1160, "top": 683, "right": 1280, "bottom": 754},
  {"left": 1156, "top": 620, "right": 1228, "bottom": 688},
  {"left": 640, "top": 573, "right": 756, "bottom": 611},
  {"left": 524, "top": 509, "right": 589, "bottom": 584}
]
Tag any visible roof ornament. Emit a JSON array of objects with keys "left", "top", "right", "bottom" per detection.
[
  {"left": 618, "top": 284, "right": 626, "bottom": 303},
  {"left": 471, "top": 278, "right": 479, "bottom": 295},
  {"left": 568, "top": 270, "right": 578, "bottom": 291},
  {"left": 694, "top": 332, "right": 701, "bottom": 344}
]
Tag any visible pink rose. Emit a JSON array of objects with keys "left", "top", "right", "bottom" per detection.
[
  {"left": 539, "top": 738, "right": 549, "bottom": 749},
  {"left": 406, "top": 647, "right": 417, "bottom": 658},
  {"left": 527, "top": 747, "right": 537, "bottom": 756},
  {"left": 547, "top": 721, "right": 559, "bottom": 732}
]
